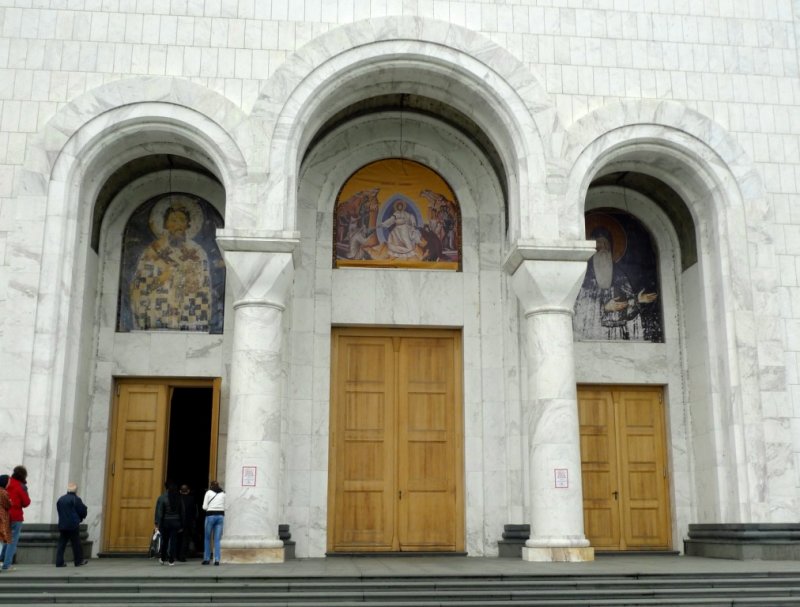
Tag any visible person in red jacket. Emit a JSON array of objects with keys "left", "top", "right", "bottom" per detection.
[{"left": 0, "top": 466, "right": 30, "bottom": 571}]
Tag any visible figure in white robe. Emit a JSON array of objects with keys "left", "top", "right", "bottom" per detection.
[{"left": 380, "top": 200, "right": 422, "bottom": 259}]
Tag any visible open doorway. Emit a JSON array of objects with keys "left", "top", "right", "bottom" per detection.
[
  {"left": 166, "top": 387, "right": 213, "bottom": 493},
  {"left": 104, "top": 378, "right": 220, "bottom": 554},
  {"left": 165, "top": 387, "right": 213, "bottom": 557}
]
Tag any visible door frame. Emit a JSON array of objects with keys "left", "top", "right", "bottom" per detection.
[
  {"left": 103, "top": 376, "right": 221, "bottom": 552},
  {"left": 326, "top": 327, "right": 465, "bottom": 553}
]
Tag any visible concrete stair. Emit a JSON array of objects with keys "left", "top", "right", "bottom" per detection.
[{"left": 2, "top": 572, "right": 800, "bottom": 606}]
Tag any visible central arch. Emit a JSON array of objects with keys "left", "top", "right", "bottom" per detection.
[{"left": 251, "top": 16, "right": 567, "bottom": 243}]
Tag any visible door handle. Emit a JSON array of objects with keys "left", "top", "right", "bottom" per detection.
[
  {"left": 398, "top": 490, "right": 402, "bottom": 500},
  {"left": 612, "top": 490, "right": 618, "bottom": 500}
]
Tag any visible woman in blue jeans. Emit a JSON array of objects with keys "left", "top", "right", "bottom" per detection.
[{"left": 201, "top": 480, "right": 225, "bottom": 565}]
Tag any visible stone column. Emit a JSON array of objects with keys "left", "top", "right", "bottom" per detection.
[
  {"left": 505, "top": 243, "right": 595, "bottom": 562},
  {"left": 216, "top": 235, "right": 298, "bottom": 564}
]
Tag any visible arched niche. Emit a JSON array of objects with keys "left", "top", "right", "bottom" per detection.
[
  {"left": 19, "top": 86, "right": 244, "bottom": 527},
  {"left": 566, "top": 101, "right": 785, "bottom": 526}
]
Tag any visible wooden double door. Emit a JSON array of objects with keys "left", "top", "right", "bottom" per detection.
[
  {"left": 328, "top": 328, "right": 464, "bottom": 553},
  {"left": 578, "top": 385, "right": 672, "bottom": 551},
  {"left": 104, "top": 378, "right": 220, "bottom": 552}
]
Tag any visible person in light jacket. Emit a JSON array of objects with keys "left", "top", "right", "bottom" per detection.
[{"left": 201, "top": 480, "right": 225, "bottom": 566}]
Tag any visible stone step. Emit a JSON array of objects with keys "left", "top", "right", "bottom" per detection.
[
  {"left": 5, "top": 577, "right": 800, "bottom": 592},
  {"left": 9, "top": 599, "right": 800, "bottom": 607},
  {"left": 1, "top": 584, "right": 799, "bottom": 603},
  {"left": 2, "top": 571, "right": 799, "bottom": 606}
]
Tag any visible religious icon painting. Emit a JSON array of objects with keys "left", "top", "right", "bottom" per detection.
[
  {"left": 333, "top": 158, "right": 462, "bottom": 270},
  {"left": 117, "top": 193, "right": 226, "bottom": 334},
  {"left": 573, "top": 209, "right": 664, "bottom": 343}
]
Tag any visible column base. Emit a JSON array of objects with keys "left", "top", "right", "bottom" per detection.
[
  {"left": 522, "top": 546, "right": 594, "bottom": 562},
  {"left": 221, "top": 546, "right": 286, "bottom": 564}
]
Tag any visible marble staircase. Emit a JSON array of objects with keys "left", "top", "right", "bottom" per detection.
[{"left": 2, "top": 571, "right": 800, "bottom": 605}]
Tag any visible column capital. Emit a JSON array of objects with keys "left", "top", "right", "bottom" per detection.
[
  {"left": 504, "top": 241, "right": 595, "bottom": 316},
  {"left": 217, "top": 232, "right": 299, "bottom": 309},
  {"left": 216, "top": 229, "right": 300, "bottom": 258},
  {"left": 503, "top": 240, "right": 596, "bottom": 274}
]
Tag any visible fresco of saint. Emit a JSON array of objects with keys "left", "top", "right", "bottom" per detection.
[
  {"left": 118, "top": 193, "right": 226, "bottom": 333},
  {"left": 573, "top": 211, "right": 663, "bottom": 342}
]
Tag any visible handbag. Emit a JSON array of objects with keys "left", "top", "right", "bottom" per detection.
[{"left": 149, "top": 529, "right": 161, "bottom": 558}]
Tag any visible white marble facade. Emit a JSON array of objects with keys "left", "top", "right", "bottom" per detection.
[{"left": 0, "top": 4, "right": 796, "bottom": 561}]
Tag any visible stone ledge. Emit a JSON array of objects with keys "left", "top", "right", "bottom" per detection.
[
  {"left": 16, "top": 523, "right": 93, "bottom": 565},
  {"left": 685, "top": 524, "right": 800, "bottom": 561}
]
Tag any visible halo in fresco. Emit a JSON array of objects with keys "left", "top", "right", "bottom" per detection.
[
  {"left": 333, "top": 159, "right": 462, "bottom": 270},
  {"left": 148, "top": 194, "right": 204, "bottom": 240}
]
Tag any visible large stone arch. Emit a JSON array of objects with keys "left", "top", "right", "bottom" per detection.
[
  {"left": 251, "top": 15, "right": 564, "bottom": 242},
  {"left": 563, "top": 100, "right": 790, "bottom": 523},
  {"left": 19, "top": 78, "right": 249, "bottom": 520}
]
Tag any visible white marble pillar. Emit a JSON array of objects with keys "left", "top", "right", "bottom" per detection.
[
  {"left": 216, "top": 235, "right": 298, "bottom": 563},
  {"left": 505, "top": 243, "right": 596, "bottom": 562}
]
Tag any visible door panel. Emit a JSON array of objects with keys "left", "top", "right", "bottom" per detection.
[
  {"left": 398, "top": 337, "right": 457, "bottom": 550},
  {"left": 618, "top": 390, "right": 671, "bottom": 548},
  {"left": 329, "top": 329, "right": 463, "bottom": 553},
  {"left": 578, "top": 386, "right": 670, "bottom": 551},
  {"left": 331, "top": 336, "right": 395, "bottom": 550},
  {"left": 578, "top": 389, "right": 620, "bottom": 548},
  {"left": 105, "top": 383, "right": 168, "bottom": 552}
]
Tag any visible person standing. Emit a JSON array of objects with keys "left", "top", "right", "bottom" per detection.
[
  {"left": 55, "top": 483, "right": 88, "bottom": 567},
  {"left": 0, "top": 466, "right": 30, "bottom": 570},
  {"left": 201, "top": 480, "right": 225, "bottom": 566},
  {"left": 0, "top": 476, "right": 12, "bottom": 566},
  {"left": 177, "top": 484, "right": 197, "bottom": 561},
  {"left": 154, "top": 482, "right": 185, "bottom": 566}
]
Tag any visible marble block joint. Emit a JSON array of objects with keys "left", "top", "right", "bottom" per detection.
[{"left": 684, "top": 524, "right": 800, "bottom": 561}]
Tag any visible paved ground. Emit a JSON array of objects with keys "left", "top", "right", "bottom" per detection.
[{"left": 3, "top": 555, "right": 800, "bottom": 579}]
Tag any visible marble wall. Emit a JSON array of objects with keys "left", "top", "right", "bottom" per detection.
[{"left": 0, "top": 4, "right": 795, "bottom": 558}]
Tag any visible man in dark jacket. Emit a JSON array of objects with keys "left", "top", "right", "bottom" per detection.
[{"left": 55, "top": 483, "right": 88, "bottom": 567}]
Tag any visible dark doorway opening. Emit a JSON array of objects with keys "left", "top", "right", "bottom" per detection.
[
  {"left": 166, "top": 387, "right": 213, "bottom": 557},
  {"left": 167, "top": 387, "right": 213, "bottom": 491}
]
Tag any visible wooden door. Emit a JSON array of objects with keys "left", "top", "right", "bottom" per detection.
[
  {"left": 105, "top": 378, "right": 221, "bottom": 552},
  {"left": 105, "top": 383, "right": 169, "bottom": 552},
  {"left": 578, "top": 385, "right": 671, "bottom": 551},
  {"left": 328, "top": 328, "right": 464, "bottom": 553},
  {"left": 330, "top": 334, "right": 397, "bottom": 549}
]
